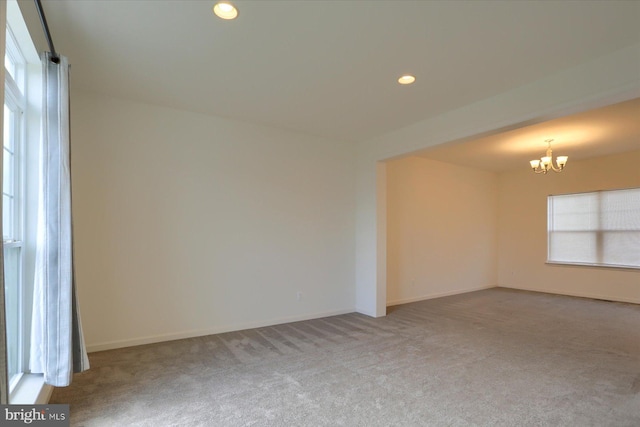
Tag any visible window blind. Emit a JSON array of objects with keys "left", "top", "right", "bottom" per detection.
[{"left": 547, "top": 188, "right": 640, "bottom": 269}]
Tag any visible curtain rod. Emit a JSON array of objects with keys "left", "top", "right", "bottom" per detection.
[{"left": 34, "top": 0, "right": 59, "bottom": 63}]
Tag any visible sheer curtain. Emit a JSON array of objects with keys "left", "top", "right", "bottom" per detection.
[{"left": 29, "top": 52, "right": 89, "bottom": 387}]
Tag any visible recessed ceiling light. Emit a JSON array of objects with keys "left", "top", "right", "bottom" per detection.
[
  {"left": 398, "top": 75, "right": 416, "bottom": 85},
  {"left": 213, "top": 2, "right": 238, "bottom": 20}
]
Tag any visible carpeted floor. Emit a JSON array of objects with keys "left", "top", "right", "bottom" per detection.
[{"left": 51, "top": 288, "right": 640, "bottom": 426}]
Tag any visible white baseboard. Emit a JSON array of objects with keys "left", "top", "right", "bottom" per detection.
[
  {"left": 354, "top": 306, "right": 377, "bottom": 317},
  {"left": 498, "top": 284, "right": 640, "bottom": 304},
  {"left": 386, "top": 284, "right": 497, "bottom": 307},
  {"left": 86, "top": 308, "right": 354, "bottom": 353}
]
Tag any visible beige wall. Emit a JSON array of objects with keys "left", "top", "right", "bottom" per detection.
[
  {"left": 387, "top": 151, "right": 640, "bottom": 306},
  {"left": 71, "top": 91, "right": 357, "bottom": 351},
  {"left": 498, "top": 150, "right": 640, "bottom": 303},
  {"left": 386, "top": 157, "right": 498, "bottom": 305}
]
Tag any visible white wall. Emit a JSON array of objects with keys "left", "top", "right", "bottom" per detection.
[
  {"left": 70, "top": 41, "right": 640, "bottom": 349},
  {"left": 71, "top": 92, "right": 356, "bottom": 351},
  {"left": 498, "top": 150, "right": 640, "bottom": 303},
  {"left": 386, "top": 157, "right": 498, "bottom": 305}
]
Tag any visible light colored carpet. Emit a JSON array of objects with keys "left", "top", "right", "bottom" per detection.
[{"left": 51, "top": 288, "right": 640, "bottom": 426}]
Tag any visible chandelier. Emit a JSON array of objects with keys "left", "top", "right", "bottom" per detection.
[{"left": 529, "top": 139, "right": 568, "bottom": 174}]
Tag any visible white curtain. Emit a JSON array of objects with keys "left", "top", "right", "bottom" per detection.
[{"left": 30, "top": 52, "right": 89, "bottom": 387}]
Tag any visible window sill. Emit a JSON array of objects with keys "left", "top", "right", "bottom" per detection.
[
  {"left": 10, "top": 374, "right": 53, "bottom": 404},
  {"left": 546, "top": 261, "right": 640, "bottom": 271}
]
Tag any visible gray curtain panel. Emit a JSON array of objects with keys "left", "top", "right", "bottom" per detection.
[{"left": 29, "top": 53, "right": 89, "bottom": 387}]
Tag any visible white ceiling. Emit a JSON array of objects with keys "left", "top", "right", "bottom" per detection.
[{"left": 18, "top": 0, "right": 640, "bottom": 148}]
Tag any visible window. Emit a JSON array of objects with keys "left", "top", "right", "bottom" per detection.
[
  {"left": 3, "top": 0, "right": 41, "bottom": 399},
  {"left": 547, "top": 188, "right": 640, "bottom": 269},
  {"left": 4, "top": 22, "right": 27, "bottom": 392}
]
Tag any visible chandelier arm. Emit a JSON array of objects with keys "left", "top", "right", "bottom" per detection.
[{"left": 548, "top": 163, "right": 565, "bottom": 172}]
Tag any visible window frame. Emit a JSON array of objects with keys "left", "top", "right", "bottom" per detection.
[
  {"left": 4, "top": 6, "right": 44, "bottom": 402},
  {"left": 547, "top": 187, "right": 640, "bottom": 270},
  {"left": 4, "top": 20, "right": 28, "bottom": 392},
  {"left": 4, "top": 24, "right": 25, "bottom": 92}
]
